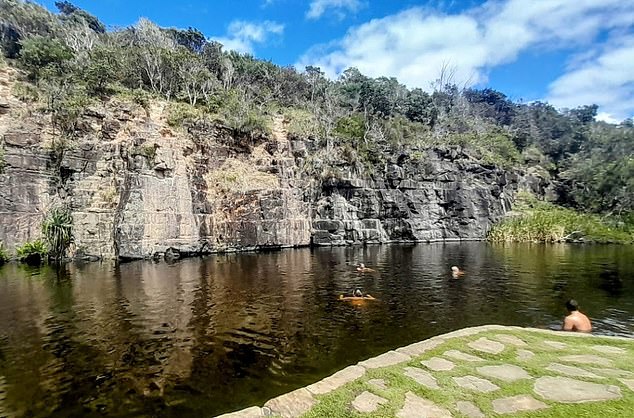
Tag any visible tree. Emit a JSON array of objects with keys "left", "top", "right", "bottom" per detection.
[
  {"left": 18, "top": 35, "right": 73, "bottom": 79},
  {"left": 55, "top": 1, "right": 105, "bottom": 33},
  {"left": 167, "top": 27, "right": 206, "bottom": 54}
]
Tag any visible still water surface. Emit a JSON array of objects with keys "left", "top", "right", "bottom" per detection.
[{"left": 0, "top": 243, "right": 633, "bottom": 417}]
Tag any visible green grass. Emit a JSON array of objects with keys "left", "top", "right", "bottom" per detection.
[
  {"left": 301, "top": 329, "right": 634, "bottom": 417},
  {"left": 489, "top": 193, "right": 634, "bottom": 243}
]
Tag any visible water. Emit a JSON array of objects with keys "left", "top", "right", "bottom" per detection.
[{"left": 0, "top": 243, "right": 632, "bottom": 417}]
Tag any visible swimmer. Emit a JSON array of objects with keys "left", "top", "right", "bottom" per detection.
[
  {"left": 356, "top": 263, "right": 375, "bottom": 273},
  {"left": 451, "top": 266, "right": 465, "bottom": 278},
  {"left": 563, "top": 299, "right": 592, "bottom": 333}
]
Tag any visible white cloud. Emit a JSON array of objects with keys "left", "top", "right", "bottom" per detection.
[
  {"left": 307, "top": 0, "right": 363, "bottom": 20},
  {"left": 547, "top": 35, "right": 634, "bottom": 122},
  {"left": 213, "top": 20, "right": 284, "bottom": 54},
  {"left": 298, "top": 0, "right": 634, "bottom": 116}
]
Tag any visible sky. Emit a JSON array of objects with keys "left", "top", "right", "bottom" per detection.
[{"left": 37, "top": 0, "right": 634, "bottom": 122}]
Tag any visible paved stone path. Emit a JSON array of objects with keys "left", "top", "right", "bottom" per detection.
[{"left": 216, "top": 325, "right": 634, "bottom": 418}]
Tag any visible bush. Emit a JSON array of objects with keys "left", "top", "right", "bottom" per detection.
[
  {"left": 334, "top": 115, "right": 365, "bottom": 141},
  {"left": 489, "top": 193, "right": 634, "bottom": 243},
  {"left": 42, "top": 206, "right": 73, "bottom": 260},
  {"left": 18, "top": 35, "right": 73, "bottom": 79},
  {"left": 16, "top": 240, "right": 48, "bottom": 264},
  {"left": 167, "top": 101, "right": 202, "bottom": 127},
  {"left": 12, "top": 81, "right": 40, "bottom": 103}
]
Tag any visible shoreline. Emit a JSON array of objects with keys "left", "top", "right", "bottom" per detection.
[{"left": 216, "top": 324, "right": 634, "bottom": 417}]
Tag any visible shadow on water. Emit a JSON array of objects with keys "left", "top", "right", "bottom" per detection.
[{"left": 0, "top": 243, "right": 633, "bottom": 417}]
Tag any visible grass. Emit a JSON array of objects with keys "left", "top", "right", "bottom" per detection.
[
  {"left": 301, "top": 329, "right": 634, "bottom": 418},
  {"left": 489, "top": 193, "right": 634, "bottom": 244},
  {"left": 205, "top": 158, "right": 280, "bottom": 195}
]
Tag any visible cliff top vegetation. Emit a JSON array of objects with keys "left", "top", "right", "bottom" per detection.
[{"left": 0, "top": 0, "right": 632, "bottom": 222}]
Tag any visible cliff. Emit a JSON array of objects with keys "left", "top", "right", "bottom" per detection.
[{"left": 0, "top": 67, "right": 528, "bottom": 260}]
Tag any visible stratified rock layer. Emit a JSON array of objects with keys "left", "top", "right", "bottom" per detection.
[{"left": 0, "top": 67, "right": 521, "bottom": 259}]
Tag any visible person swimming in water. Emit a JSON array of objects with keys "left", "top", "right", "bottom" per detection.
[
  {"left": 356, "top": 263, "right": 375, "bottom": 273},
  {"left": 563, "top": 299, "right": 592, "bottom": 333},
  {"left": 353, "top": 288, "right": 363, "bottom": 297},
  {"left": 451, "top": 266, "right": 465, "bottom": 278}
]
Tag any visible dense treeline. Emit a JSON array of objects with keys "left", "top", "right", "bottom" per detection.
[{"left": 0, "top": 0, "right": 632, "bottom": 221}]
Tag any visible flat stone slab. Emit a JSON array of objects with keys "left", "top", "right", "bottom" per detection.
[
  {"left": 619, "top": 379, "right": 634, "bottom": 392},
  {"left": 546, "top": 363, "right": 604, "bottom": 379},
  {"left": 396, "top": 339, "right": 445, "bottom": 357},
  {"left": 306, "top": 365, "right": 366, "bottom": 395},
  {"left": 404, "top": 367, "right": 439, "bottom": 389},
  {"left": 368, "top": 378, "right": 388, "bottom": 390},
  {"left": 359, "top": 350, "right": 411, "bottom": 369},
  {"left": 544, "top": 340, "right": 567, "bottom": 350},
  {"left": 443, "top": 350, "right": 484, "bottom": 362},
  {"left": 560, "top": 355, "right": 613, "bottom": 367},
  {"left": 217, "top": 406, "right": 263, "bottom": 418},
  {"left": 534, "top": 376, "right": 622, "bottom": 403},
  {"left": 397, "top": 392, "right": 452, "bottom": 418},
  {"left": 468, "top": 337, "right": 505, "bottom": 354},
  {"left": 452, "top": 375, "right": 500, "bottom": 393},
  {"left": 351, "top": 391, "right": 388, "bottom": 413},
  {"left": 494, "top": 334, "right": 527, "bottom": 347},
  {"left": 421, "top": 357, "right": 455, "bottom": 371},
  {"left": 591, "top": 345, "right": 627, "bottom": 355},
  {"left": 492, "top": 395, "right": 549, "bottom": 414},
  {"left": 477, "top": 364, "right": 531, "bottom": 382},
  {"left": 517, "top": 349, "right": 535, "bottom": 361},
  {"left": 263, "top": 388, "right": 316, "bottom": 418},
  {"left": 590, "top": 368, "right": 634, "bottom": 378},
  {"left": 455, "top": 401, "right": 484, "bottom": 418}
]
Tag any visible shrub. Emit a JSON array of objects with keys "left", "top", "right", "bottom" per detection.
[
  {"left": 16, "top": 240, "right": 48, "bottom": 264},
  {"left": 18, "top": 36, "right": 73, "bottom": 79},
  {"left": 42, "top": 206, "right": 73, "bottom": 260},
  {"left": 167, "top": 101, "right": 202, "bottom": 127},
  {"left": 489, "top": 193, "right": 634, "bottom": 243},
  {"left": 334, "top": 115, "right": 365, "bottom": 141},
  {"left": 12, "top": 81, "right": 40, "bottom": 103}
]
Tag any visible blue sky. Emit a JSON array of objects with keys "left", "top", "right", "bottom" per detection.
[{"left": 38, "top": 0, "right": 634, "bottom": 121}]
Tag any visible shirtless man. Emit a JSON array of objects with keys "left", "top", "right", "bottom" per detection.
[{"left": 563, "top": 299, "right": 592, "bottom": 332}]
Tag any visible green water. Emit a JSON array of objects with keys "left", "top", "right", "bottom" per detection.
[{"left": 0, "top": 243, "right": 632, "bottom": 417}]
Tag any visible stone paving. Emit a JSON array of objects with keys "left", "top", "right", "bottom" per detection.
[{"left": 216, "top": 325, "right": 634, "bottom": 418}]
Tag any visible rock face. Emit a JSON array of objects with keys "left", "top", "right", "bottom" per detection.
[{"left": 0, "top": 68, "right": 522, "bottom": 259}]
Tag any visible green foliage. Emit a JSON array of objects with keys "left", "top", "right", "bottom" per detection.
[
  {"left": 18, "top": 35, "right": 72, "bottom": 79},
  {"left": 11, "top": 81, "right": 40, "bottom": 102},
  {"left": 83, "top": 46, "right": 121, "bottom": 95},
  {"left": 42, "top": 206, "right": 74, "bottom": 260},
  {"left": 16, "top": 240, "right": 48, "bottom": 264},
  {"left": 48, "top": 85, "right": 90, "bottom": 138},
  {"left": 0, "top": 242, "right": 9, "bottom": 265},
  {"left": 55, "top": 1, "right": 106, "bottom": 33},
  {"left": 558, "top": 124, "right": 634, "bottom": 214},
  {"left": 334, "top": 114, "right": 365, "bottom": 141},
  {"left": 444, "top": 130, "right": 521, "bottom": 168},
  {"left": 489, "top": 193, "right": 633, "bottom": 243},
  {"left": 167, "top": 101, "right": 202, "bottom": 127},
  {"left": 283, "top": 108, "right": 320, "bottom": 138}
]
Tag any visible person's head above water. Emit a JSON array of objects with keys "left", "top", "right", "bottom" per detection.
[
  {"left": 451, "top": 266, "right": 460, "bottom": 273},
  {"left": 566, "top": 299, "right": 579, "bottom": 312},
  {"left": 359, "top": 263, "right": 365, "bottom": 268}
]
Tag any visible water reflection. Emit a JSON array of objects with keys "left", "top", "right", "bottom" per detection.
[{"left": 0, "top": 243, "right": 632, "bottom": 417}]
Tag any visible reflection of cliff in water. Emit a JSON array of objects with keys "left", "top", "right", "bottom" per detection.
[{"left": 0, "top": 244, "right": 632, "bottom": 417}]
